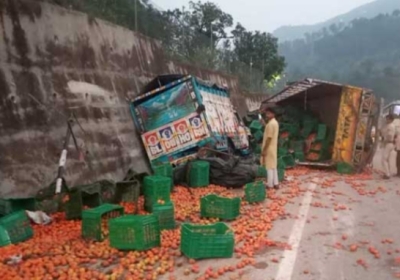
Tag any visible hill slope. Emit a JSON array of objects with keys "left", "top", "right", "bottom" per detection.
[
  {"left": 279, "top": 12, "right": 400, "bottom": 101},
  {"left": 273, "top": 0, "right": 400, "bottom": 42}
]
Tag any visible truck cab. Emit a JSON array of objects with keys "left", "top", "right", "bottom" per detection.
[{"left": 130, "top": 75, "right": 250, "bottom": 167}]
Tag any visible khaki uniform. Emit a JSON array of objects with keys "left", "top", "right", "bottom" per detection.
[
  {"left": 261, "top": 118, "right": 279, "bottom": 187},
  {"left": 381, "top": 122, "right": 395, "bottom": 177}
]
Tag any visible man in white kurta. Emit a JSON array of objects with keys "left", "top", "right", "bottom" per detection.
[{"left": 261, "top": 108, "right": 279, "bottom": 189}]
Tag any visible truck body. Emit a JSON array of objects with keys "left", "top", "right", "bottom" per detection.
[
  {"left": 130, "top": 75, "right": 249, "bottom": 167},
  {"left": 263, "top": 78, "right": 381, "bottom": 171}
]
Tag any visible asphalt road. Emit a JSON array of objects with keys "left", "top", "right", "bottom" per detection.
[{"left": 169, "top": 149, "right": 400, "bottom": 280}]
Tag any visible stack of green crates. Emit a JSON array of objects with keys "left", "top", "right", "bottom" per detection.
[
  {"left": 81, "top": 204, "right": 124, "bottom": 241},
  {"left": 143, "top": 176, "right": 175, "bottom": 230},
  {"left": 244, "top": 181, "right": 266, "bottom": 203},
  {"left": 153, "top": 163, "right": 174, "bottom": 189},
  {"left": 109, "top": 214, "right": 161, "bottom": 250},
  {"left": 0, "top": 211, "right": 33, "bottom": 244},
  {"left": 188, "top": 161, "right": 210, "bottom": 188},
  {"left": 180, "top": 222, "right": 234, "bottom": 259},
  {"left": 200, "top": 194, "right": 241, "bottom": 220}
]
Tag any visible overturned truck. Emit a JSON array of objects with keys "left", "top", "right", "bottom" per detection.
[{"left": 262, "top": 78, "right": 381, "bottom": 173}]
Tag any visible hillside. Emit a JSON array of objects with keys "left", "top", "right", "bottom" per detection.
[
  {"left": 279, "top": 12, "right": 400, "bottom": 101},
  {"left": 273, "top": 0, "right": 400, "bottom": 42}
]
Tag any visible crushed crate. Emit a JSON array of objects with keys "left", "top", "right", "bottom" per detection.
[
  {"left": 0, "top": 225, "right": 11, "bottom": 247},
  {"left": 82, "top": 204, "right": 124, "bottom": 241},
  {"left": 0, "top": 211, "right": 33, "bottom": 244},
  {"left": 180, "top": 222, "right": 234, "bottom": 259},
  {"left": 200, "top": 194, "right": 240, "bottom": 220},
  {"left": 244, "top": 181, "right": 266, "bottom": 203},
  {"left": 115, "top": 180, "right": 140, "bottom": 213},
  {"left": 109, "top": 214, "right": 161, "bottom": 251},
  {"left": 0, "top": 198, "right": 36, "bottom": 217}
]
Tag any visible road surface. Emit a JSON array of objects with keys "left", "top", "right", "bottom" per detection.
[{"left": 170, "top": 150, "right": 400, "bottom": 280}]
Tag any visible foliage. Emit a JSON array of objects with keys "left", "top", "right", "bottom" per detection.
[
  {"left": 43, "top": 0, "right": 284, "bottom": 93},
  {"left": 280, "top": 11, "right": 400, "bottom": 101}
]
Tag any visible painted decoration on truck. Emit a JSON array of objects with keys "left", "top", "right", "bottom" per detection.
[
  {"left": 136, "top": 81, "right": 196, "bottom": 132},
  {"left": 188, "top": 115, "right": 207, "bottom": 140},
  {"left": 159, "top": 126, "right": 178, "bottom": 153},
  {"left": 174, "top": 119, "right": 193, "bottom": 146},
  {"left": 143, "top": 132, "right": 163, "bottom": 159},
  {"left": 141, "top": 113, "right": 209, "bottom": 160},
  {"left": 333, "top": 86, "right": 363, "bottom": 164}
]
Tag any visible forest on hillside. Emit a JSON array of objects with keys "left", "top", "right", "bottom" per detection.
[
  {"left": 41, "top": 0, "right": 285, "bottom": 93},
  {"left": 280, "top": 11, "right": 400, "bottom": 101}
]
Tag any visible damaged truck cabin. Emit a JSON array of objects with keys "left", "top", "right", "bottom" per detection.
[
  {"left": 262, "top": 78, "right": 380, "bottom": 172},
  {"left": 130, "top": 75, "right": 250, "bottom": 167}
]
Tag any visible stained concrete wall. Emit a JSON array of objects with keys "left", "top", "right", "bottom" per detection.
[{"left": 0, "top": 0, "right": 258, "bottom": 197}]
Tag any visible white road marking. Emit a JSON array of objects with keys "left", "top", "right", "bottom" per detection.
[{"left": 275, "top": 180, "right": 319, "bottom": 280}]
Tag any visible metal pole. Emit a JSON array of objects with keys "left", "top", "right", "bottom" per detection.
[{"left": 55, "top": 120, "right": 73, "bottom": 194}]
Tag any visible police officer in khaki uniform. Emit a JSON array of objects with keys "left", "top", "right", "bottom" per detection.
[{"left": 381, "top": 114, "right": 396, "bottom": 179}]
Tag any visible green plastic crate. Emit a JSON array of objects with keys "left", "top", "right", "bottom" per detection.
[
  {"left": 80, "top": 183, "right": 102, "bottom": 208},
  {"left": 278, "top": 147, "right": 288, "bottom": 156},
  {"left": 109, "top": 214, "right": 161, "bottom": 251},
  {"left": 143, "top": 176, "right": 171, "bottom": 201},
  {"left": 256, "top": 165, "right": 267, "bottom": 178},
  {"left": 153, "top": 163, "right": 173, "bottom": 178},
  {"left": 115, "top": 180, "right": 140, "bottom": 213},
  {"left": 244, "top": 181, "right": 266, "bottom": 203},
  {"left": 337, "top": 162, "right": 354, "bottom": 174},
  {"left": 278, "top": 157, "right": 286, "bottom": 169},
  {"left": 188, "top": 161, "right": 210, "bottom": 188},
  {"left": 290, "top": 140, "right": 305, "bottom": 152},
  {"left": 316, "top": 124, "right": 327, "bottom": 141},
  {"left": 0, "top": 225, "right": 11, "bottom": 247},
  {"left": 253, "top": 130, "right": 264, "bottom": 142},
  {"left": 280, "top": 123, "right": 299, "bottom": 135},
  {"left": 282, "top": 154, "right": 295, "bottom": 168},
  {"left": 200, "top": 194, "right": 241, "bottom": 220},
  {"left": 249, "top": 120, "right": 264, "bottom": 133},
  {"left": 278, "top": 169, "right": 285, "bottom": 182},
  {"left": 180, "top": 223, "right": 234, "bottom": 259},
  {"left": 0, "top": 211, "right": 33, "bottom": 244},
  {"left": 152, "top": 202, "right": 175, "bottom": 230},
  {"left": 82, "top": 204, "right": 124, "bottom": 241},
  {"left": 302, "top": 120, "right": 318, "bottom": 137},
  {"left": 98, "top": 180, "right": 116, "bottom": 203},
  {"left": 0, "top": 198, "right": 36, "bottom": 217},
  {"left": 65, "top": 188, "right": 83, "bottom": 220},
  {"left": 294, "top": 151, "right": 305, "bottom": 162}
]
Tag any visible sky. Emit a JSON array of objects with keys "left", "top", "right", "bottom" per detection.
[{"left": 152, "top": 0, "right": 375, "bottom": 32}]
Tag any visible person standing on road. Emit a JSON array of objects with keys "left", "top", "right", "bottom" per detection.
[
  {"left": 381, "top": 114, "right": 396, "bottom": 179},
  {"left": 395, "top": 128, "right": 400, "bottom": 177},
  {"left": 261, "top": 107, "right": 280, "bottom": 190}
]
